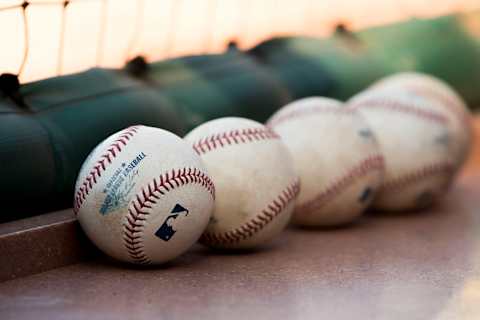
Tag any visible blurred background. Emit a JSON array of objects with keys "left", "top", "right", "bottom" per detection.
[
  {"left": 1, "top": 0, "right": 480, "bottom": 83},
  {"left": 2, "top": 2, "right": 480, "bottom": 313},
  {"left": 1, "top": 0, "right": 480, "bottom": 221}
]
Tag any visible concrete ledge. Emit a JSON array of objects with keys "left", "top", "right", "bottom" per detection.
[{"left": 0, "top": 209, "right": 98, "bottom": 282}]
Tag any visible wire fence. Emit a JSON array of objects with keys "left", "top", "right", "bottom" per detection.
[{"left": 0, "top": 0, "right": 478, "bottom": 83}]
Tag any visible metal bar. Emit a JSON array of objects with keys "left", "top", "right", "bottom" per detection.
[
  {"left": 18, "top": 2, "right": 30, "bottom": 76},
  {"left": 0, "top": 4, "right": 22, "bottom": 12},
  {"left": 57, "top": 1, "right": 70, "bottom": 75}
]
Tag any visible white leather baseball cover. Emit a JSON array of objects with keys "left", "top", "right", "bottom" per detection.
[
  {"left": 348, "top": 89, "right": 455, "bottom": 211},
  {"left": 371, "top": 72, "right": 472, "bottom": 171},
  {"left": 184, "top": 117, "right": 299, "bottom": 249},
  {"left": 268, "top": 97, "right": 385, "bottom": 226},
  {"left": 74, "top": 125, "right": 214, "bottom": 264}
]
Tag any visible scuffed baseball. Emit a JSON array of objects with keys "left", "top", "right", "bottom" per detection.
[
  {"left": 348, "top": 89, "right": 455, "bottom": 212},
  {"left": 74, "top": 125, "right": 214, "bottom": 265},
  {"left": 184, "top": 117, "right": 299, "bottom": 249},
  {"left": 371, "top": 72, "right": 473, "bottom": 171},
  {"left": 268, "top": 97, "right": 385, "bottom": 226}
]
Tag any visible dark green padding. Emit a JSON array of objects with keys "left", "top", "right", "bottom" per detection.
[
  {"left": 125, "top": 48, "right": 292, "bottom": 131},
  {"left": 0, "top": 68, "right": 185, "bottom": 222},
  {"left": 248, "top": 11, "right": 480, "bottom": 107},
  {"left": 248, "top": 35, "right": 392, "bottom": 101},
  {"left": 357, "top": 12, "right": 480, "bottom": 107},
  {"left": 3, "top": 10, "right": 480, "bottom": 222}
]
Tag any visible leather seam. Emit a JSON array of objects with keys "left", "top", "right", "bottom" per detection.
[
  {"left": 123, "top": 167, "right": 215, "bottom": 264},
  {"left": 200, "top": 179, "right": 300, "bottom": 246},
  {"left": 73, "top": 125, "right": 140, "bottom": 214}
]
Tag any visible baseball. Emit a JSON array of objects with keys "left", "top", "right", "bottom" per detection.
[
  {"left": 74, "top": 125, "right": 215, "bottom": 265},
  {"left": 348, "top": 89, "right": 455, "bottom": 211},
  {"left": 371, "top": 72, "right": 473, "bottom": 171},
  {"left": 184, "top": 117, "right": 299, "bottom": 249},
  {"left": 267, "top": 97, "right": 385, "bottom": 227}
]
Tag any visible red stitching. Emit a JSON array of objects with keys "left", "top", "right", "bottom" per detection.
[
  {"left": 350, "top": 98, "right": 448, "bottom": 125},
  {"left": 123, "top": 168, "right": 215, "bottom": 264},
  {"left": 381, "top": 162, "right": 454, "bottom": 192},
  {"left": 192, "top": 127, "right": 279, "bottom": 155},
  {"left": 200, "top": 179, "right": 300, "bottom": 246},
  {"left": 73, "top": 126, "right": 140, "bottom": 214},
  {"left": 267, "top": 105, "right": 353, "bottom": 128},
  {"left": 403, "top": 84, "right": 472, "bottom": 132},
  {"left": 297, "top": 155, "right": 385, "bottom": 215}
]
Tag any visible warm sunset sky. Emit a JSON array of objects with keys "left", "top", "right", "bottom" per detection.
[{"left": 1, "top": 0, "right": 479, "bottom": 83}]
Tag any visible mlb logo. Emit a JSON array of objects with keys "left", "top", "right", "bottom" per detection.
[{"left": 155, "top": 204, "right": 189, "bottom": 241}]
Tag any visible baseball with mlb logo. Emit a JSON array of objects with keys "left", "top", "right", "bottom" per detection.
[{"left": 74, "top": 125, "right": 215, "bottom": 265}]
